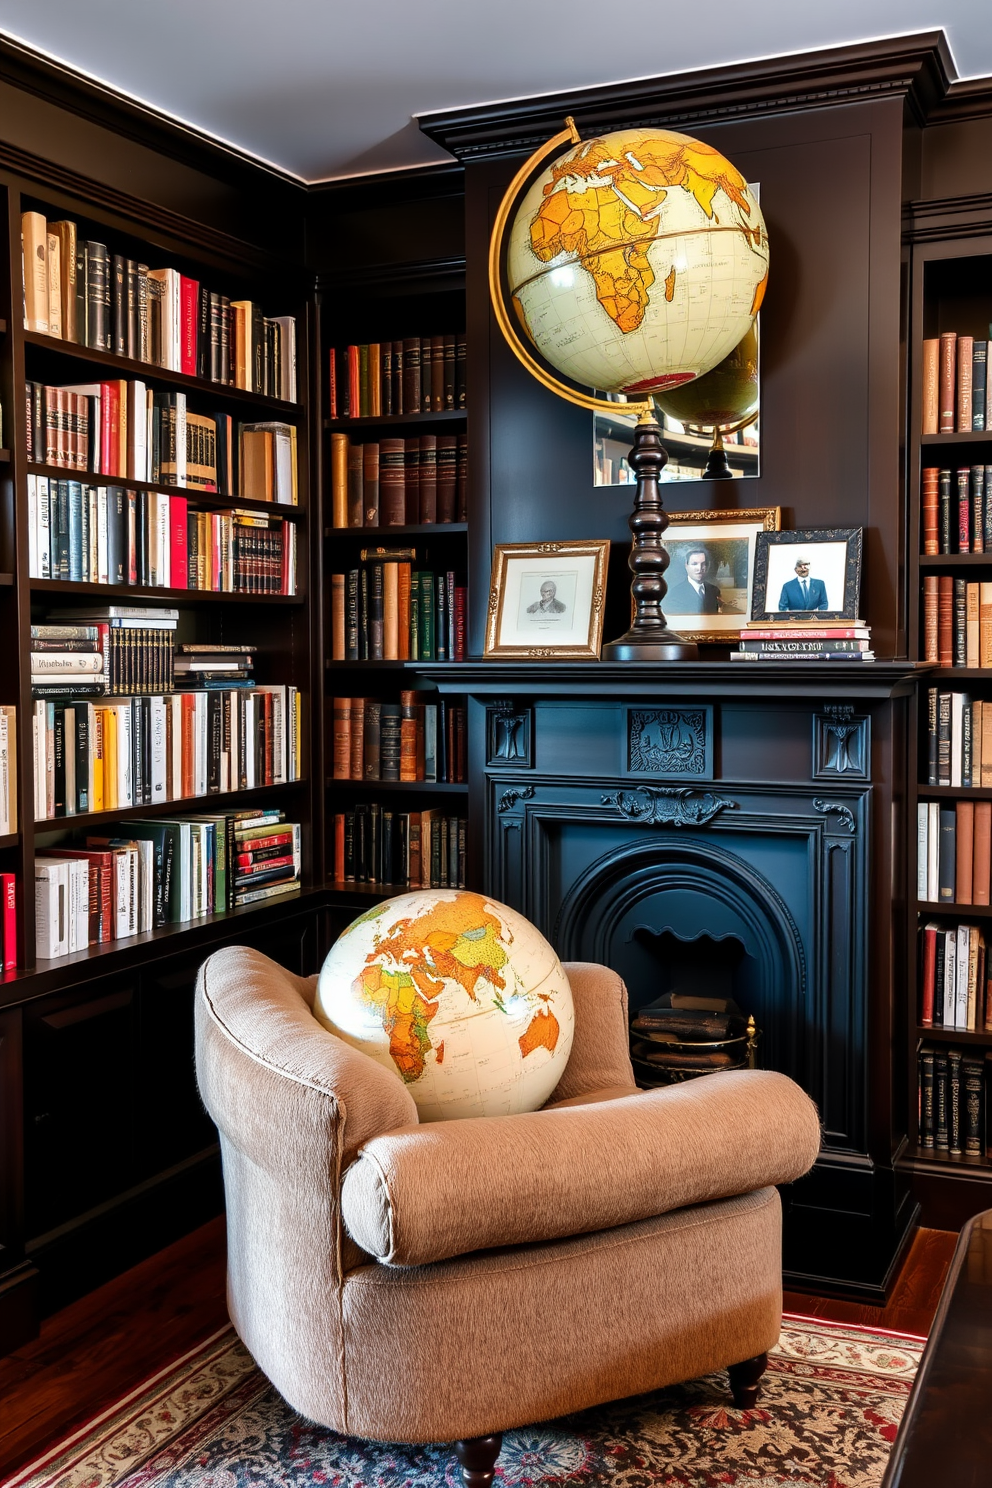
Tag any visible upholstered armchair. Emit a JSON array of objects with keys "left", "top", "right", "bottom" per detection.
[{"left": 195, "top": 945, "right": 820, "bottom": 1483}]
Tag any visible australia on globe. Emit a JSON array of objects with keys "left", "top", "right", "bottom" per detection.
[
  {"left": 506, "top": 126, "right": 768, "bottom": 396},
  {"left": 314, "top": 890, "right": 574, "bottom": 1121}
]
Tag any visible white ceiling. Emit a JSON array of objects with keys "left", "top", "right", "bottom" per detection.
[{"left": 0, "top": 1, "right": 988, "bottom": 183}]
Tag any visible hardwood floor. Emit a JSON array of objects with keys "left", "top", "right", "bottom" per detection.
[{"left": 0, "top": 1221, "right": 960, "bottom": 1481}]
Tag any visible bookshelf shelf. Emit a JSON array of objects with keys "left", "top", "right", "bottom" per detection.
[
  {"left": 23, "top": 330, "right": 303, "bottom": 417},
  {"left": 325, "top": 522, "right": 467, "bottom": 539},
  {"left": 0, "top": 449, "right": 9, "bottom": 463},
  {"left": 919, "top": 785, "right": 992, "bottom": 799},
  {"left": 917, "top": 1025, "right": 992, "bottom": 1043},
  {"left": 325, "top": 410, "right": 465, "bottom": 432},
  {"left": 26, "top": 464, "right": 306, "bottom": 521},
  {"left": 921, "top": 431, "right": 992, "bottom": 446},
  {"left": 0, "top": 834, "right": 19, "bottom": 851},
  {"left": 29, "top": 579, "right": 305, "bottom": 605},
  {"left": 919, "top": 554, "right": 992, "bottom": 567},
  {"left": 902, "top": 1149, "right": 992, "bottom": 1172},
  {"left": 325, "top": 778, "right": 467, "bottom": 793},
  {"left": 918, "top": 900, "right": 992, "bottom": 916},
  {"left": 924, "top": 668, "right": 992, "bottom": 680},
  {"left": 33, "top": 779, "right": 307, "bottom": 837}
]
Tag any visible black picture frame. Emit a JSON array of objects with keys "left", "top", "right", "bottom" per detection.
[{"left": 750, "top": 528, "right": 863, "bottom": 622}]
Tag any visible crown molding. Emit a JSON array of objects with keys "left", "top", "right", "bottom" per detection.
[
  {"left": 903, "top": 191, "right": 992, "bottom": 243},
  {"left": 0, "top": 32, "right": 306, "bottom": 197},
  {"left": 418, "top": 33, "right": 956, "bottom": 162},
  {"left": 926, "top": 75, "right": 992, "bottom": 125}
]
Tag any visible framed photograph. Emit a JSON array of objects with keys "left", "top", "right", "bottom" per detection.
[
  {"left": 484, "top": 540, "right": 610, "bottom": 659},
  {"left": 750, "top": 528, "right": 863, "bottom": 622},
  {"left": 660, "top": 507, "right": 781, "bottom": 643}
]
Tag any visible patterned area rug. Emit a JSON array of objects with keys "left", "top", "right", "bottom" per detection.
[{"left": 7, "top": 1315, "right": 923, "bottom": 1488}]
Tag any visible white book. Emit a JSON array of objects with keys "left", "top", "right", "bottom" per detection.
[
  {"left": 27, "top": 475, "right": 38, "bottom": 578},
  {"left": 87, "top": 484, "right": 99, "bottom": 581},
  {"left": 116, "top": 702, "right": 134, "bottom": 809},
  {"left": 0, "top": 710, "right": 8, "bottom": 836},
  {"left": 157, "top": 492, "right": 171, "bottom": 588},
  {"left": 956, "top": 923, "right": 971, "bottom": 1030},
  {"left": 257, "top": 685, "right": 287, "bottom": 783},
  {"left": 46, "top": 231, "right": 62, "bottom": 338},
  {"left": 927, "top": 802, "right": 940, "bottom": 903},
  {"left": 189, "top": 823, "right": 204, "bottom": 918},
  {"left": 63, "top": 708, "right": 76, "bottom": 817},
  {"left": 244, "top": 693, "right": 256, "bottom": 790},
  {"left": 22, "top": 212, "right": 49, "bottom": 333},
  {"left": 168, "top": 694, "right": 182, "bottom": 800},
  {"left": 37, "top": 476, "right": 51, "bottom": 579},
  {"left": 917, "top": 804, "right": 928, "bottom": 901},
  {"left": 951, "top": 693, "right": 964, "bottom": 788},
  {"left": 110, "top": 849, "right": 130, "bottom": 939},
  {"left": 32, "top": 701, "right": 44, "bottom": 822},
  {"left": 129, "top": 381, "right": 146, "bottom": 482},
  {"left": 135, "top": 838, "right": 154, "bottom": 933},
  {"left": 97, "top": 486, "right": 109, "bottom": 584},
  {"left": 147, "top": 267, "right": 181, "bottom": 370},
  {"left": 34, "top": 859, "right": 69, "bottom": 959},
  {"left": 150, "top": 696, "right": 167, "bottom": 802},
  {"left": 67, "top": 858, "right": 89, "bottom": 953},
  {"left": 30, "top": 652, "right": 104, "bottom": 674},
  {"left": 271, "top": 315, "right": 297, "bottom": 402},
  {"left": 943, "top": 929, "right": 957, "bottom": 1026},
  {"left": 146, "top": 391, "right": 154, "bottom": 483},
  {"left": 292, "top": 822, "right": 302, "bottom": 880},
  {"left": 194, "top": 691, "right": 207, "bottom": 796},
  {"left": 175, "top": 393, "right": 187, "bottom": 489}
]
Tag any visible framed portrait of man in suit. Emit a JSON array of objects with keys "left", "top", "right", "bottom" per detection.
[
  {"left": 750, "top": 528, "right": 863, "bottom": 622},
  {"left": 484, "top": 539, "right": 610, "bottom": 658},
  {"left": 660, "top": 507, "right": 781, "bottom": 642}
]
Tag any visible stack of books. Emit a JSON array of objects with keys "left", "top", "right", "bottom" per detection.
[
  {"left": 916, "top": 1044, "right": 988, "bottom": 1159},
  {"left": 34, "top": 809, "right": 301, "bottom": 958},
  {"left": 331, "top": 694, "right": 466, "bottom": 783},
  {"left": 174, "top": 644, "right": 256, "bottom": 688},
  {"left": 732, "top": 618, "right": 874, "bottom": 661},
  {"left": 629, "top": 994, "right": 754, "bottom": 1087},
  {"left": 31, "top": 610, "right": 177, "bottom": 697}
]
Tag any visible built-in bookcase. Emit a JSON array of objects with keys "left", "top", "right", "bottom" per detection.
[{"left": 907, "top": 235, "right": 992, "bottom": 1190}]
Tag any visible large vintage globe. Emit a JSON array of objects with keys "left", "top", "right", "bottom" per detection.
[
  {"left": 314, "top": 889, "right": 574, "bottom": 1121},
  {"left": 506, "top": 126, "right": 768, "bottom": 397}
]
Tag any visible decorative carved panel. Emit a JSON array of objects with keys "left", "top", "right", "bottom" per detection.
[
  {"left": 486, "top": 702, "right": 532, "bottom": 768},
  {"left": 625, "top": 706, "right": 713, "bottom": 779},
  {"left": 813, "top": 706, "right": 870, "bottom": 780}
]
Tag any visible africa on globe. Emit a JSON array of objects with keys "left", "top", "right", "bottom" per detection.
[
  {"left": 506, "top": 126, "right": 768, "bottom": 397},
  {"left": 314, "top": 889, "right": 574, "bottom": 1121}
]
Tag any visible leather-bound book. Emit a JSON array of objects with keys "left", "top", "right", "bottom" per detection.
[
  {"left": 382, "top": 342, "right": 393, "bottom": 415},
  {"left": 391, "top": 340, "right": 403, "bottom": 415},
  {"left": 935, "top": 575, "right": 952, "bottom": 665},
  {"left": 380, "top": 703, "right": 402, "bottom": 782},
  {"left": 443, "top": 335, "right": 456, "bottom": 409},
  {"left": 983, "top": 701, "right": 992, "bottom": 786},
  {"left": 22, "top": 210, "right": 49, "bottom": 333},
  {"left": 330, "top": 433, "right": 349, "bottom": 528},
  {"left": 363, "top": 441, "right": 380, "bottom": 527},
  {"left": 956, "top": 466, "right": 971, "bottom": 552},
  {"left": 368, "top": 562, "right": 385, "bottom": 660},
  {"left": 400, "top": 691, "right": 419, "bottom": 781},
  {"left": 920, "top": 923, "right": 938, "bottom": 1026},
  {"left": 379, "top": 439, "right": 406, "bottom": 525},
  {"left": 918, "top": 1044, "right": 935, "bottom": 1148},
  {"left": 934, "top": 1048, "right": 950, "bottom": 1149},
  {"left": 368, "top": 344, "right": 381, "bottom": 417},
  {"left": 419, "top": 436, "right": 437, "bottom": 523},
  {"left": 455, "top": 335, "right": 467, "bottom": 408},
  {"left": 437, "top": 436, "right": 457, "bottom": 522},
  {"left": 921, "top": 466, "right": 939, "bottom": 553},
  {"left": 958, "top": 335, "right": 974, "bottom": 432},
  {"left": 972, "top": 464, "right": 986, "bottom": 551},
  {"left": 347, "top": 440, "right": 364, "bottom": 527},
  {"left": 404, "top": 438, "right": 421, "bottom": 523},
  {"left": 922, "top": 337, "right": 939, "bottom": 433},
  {"left": 363, "top": 700, "right": 382, "bottom": 781},
  {"left": 331, "top": 573, "right": 345, "bottom": 660},
  {"left": 430, "top": 335, "right": 444, "bottom": 412},
  {"left": 334, "top": 813, "right": 345, "bottom": 882},
  {"left": 349, "top": 696, "right": 365, "bottom": 780},
  {"left": 938, "top": 467, "right": 952, "bottom": 551},
  {"left": 974, "top": 340, "right": 988, "bottom": 432},
  {"left": 967, "top": 582, "right": 981, "bottom": 668},
  {"left": 957, "top": 799, "right": 975, "bottom": 904},
  {"left": 383, "top": 561, "right": 399, "bottom": 660},
  {"left": 397, "top": 563, "right": 411, "bottom": 661},
  {"left": 938, "top": 806, "right": 957, "bottom": 901},
  {"left": 402, "top": 338, "right": 421, "bottom": 415},
  {"left": 332, "top": 697, "right": 351, "bottom": 780},
  {"left": 456, "top": 433, "right": 468, "bottom": 521},
  {"left": 962, "top": 1053, "right": 985, "bottom": 1155},
  {"left": 954, "top": 577, "right": 968, "bottom": 667},
  {"left": 974, "top": 800, "right": 992, "bottom": 905},
  {"left": 980, "top": 581, "right": 992, "bottom": 667},
  {"left": 939, "top": 331, "right": 957, "bottom": 431},
  {"left": 51, "top": 220, "right": 77, "bottom": 342}
]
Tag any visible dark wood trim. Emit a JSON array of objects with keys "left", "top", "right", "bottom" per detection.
[
  {"left": 904, "top": 192, "right": 992, "bottom": 242},
  {"left": 418, "top": 34, "right": 954, "bottom": 161},
  {"left": 926, "top": 75, "right": 992, "bottom": 124},
  {"left": 316, "top": 256, "right": 465, "bottom": 295},
  {"left": 26, "top": 466, "right": 306, "bottom": 521},
  {"left": 417, "top": 660, "right": 926, "bottom": 700}
]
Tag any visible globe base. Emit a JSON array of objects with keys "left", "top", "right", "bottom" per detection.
[{"left": 602, "top": 632, "right": 699, "bottom": 662}]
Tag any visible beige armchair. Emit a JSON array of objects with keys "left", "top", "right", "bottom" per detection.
[{"left": 195, "top": 945, "right": 820, "bottom": 1484}]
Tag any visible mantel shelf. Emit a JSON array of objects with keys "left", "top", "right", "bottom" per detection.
[{"left": 416, "top": 660, "right": 929, "bottom": 699}]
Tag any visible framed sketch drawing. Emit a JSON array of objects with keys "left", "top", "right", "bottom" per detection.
[
  {"left": 484, "top": 540, "right": 610, "bottom": 659},
  {"left": 660, "top": 507, "right": 781, "bottom": 642},
  {"left": 750, "top": 528, "right": 863, "bottom": 622}
]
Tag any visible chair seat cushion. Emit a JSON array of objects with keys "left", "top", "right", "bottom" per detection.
[{"left": 340, "top": 1067, "right": 820, "bottom": 1266}]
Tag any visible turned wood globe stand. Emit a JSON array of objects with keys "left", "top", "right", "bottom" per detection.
[{"left": 602, "top": 414, "right": 699, "bottom": 662}]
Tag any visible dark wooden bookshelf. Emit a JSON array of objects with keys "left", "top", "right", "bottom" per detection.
[
  {"left": 325, "top": 778, "right": 466, "bottom": 793},
  {"left": 25, "top": 464, "right": 306, "bottom": 522},
  {"left": 921, "top": 431, "right": 992, "bottom": 446},
  {"left": 23, "top": 331, "right": 303, "bottom": 417},
  {"left": 915, "top": 1026, "right": 992, "bottom": 1044},
  {"left": 0, "top": 573, "right": 13, "bottom": 586},
  {"left": 918, "top": 785, "right": 992, "bottom": 799},
  {"left": 0, "top": 834, "right": 19, "bottom": 851},
  {"left": 33, "top": 778, "right": 307, "bottom": 836},
  {"left": 918, "top": 900, "right": 992, "bottom": 916},
  {"left": 0, "top": 449, "right": 9, "bottom": 463},
  {"left": 923, "top": 667, "right": 992, "bottom": 680},
  {"left": 919, "top": 554, "right": 992, "bottom": 567},
  {"left": 324, "top": 658, "right": 459, "bottom": 670},
  {"left": 30, "top": 579, "right": 304, "bottom": 605},
  {"left": 325, "top": 522, "right": 467, "bottom": 538},
  {"left": 325, "top": 410, "right": 465, "bottom": 432}
]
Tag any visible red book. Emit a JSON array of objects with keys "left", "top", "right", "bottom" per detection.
[
  {"left": 937, "top": 575, "right": 954, "bottom": 666},
  {"left": 239, "top": 830, "right": 293, "bottom": 853},
  {"left": 101, "top": 381, "right": 117, "bottom": 476},
  {"left": 921, "top": 468, "right": 940, "bottom": 556},
  {"left": 170, "top": 496, "right": 189, "bottom": 589},
  {"left": 939, "top": 332, "right": 957, "bottom": 432},
  {"left": 348, "top": 345, "right": 360, "bottom": 418},
  {"left": 334, "top": 813, "right": 345, "bottom": 881},
  {"left": 181, "top": 277, "right": 199, "bottom": 377},
  {"left": 1, "top": 873, "right": 16, "bottom": 969},
  {"left": 181, "top": 694, "right": 196, "bottom": 797},
  {"left": 328, "top": 348, "right": 338, "bottom": 419},
  {"left": 920, "top": 923, "right": 937, "bottom": 1026}
]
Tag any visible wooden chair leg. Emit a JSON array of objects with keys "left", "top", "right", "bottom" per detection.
[
  {"left": 454, "top": 1434, "right": 503, "bottom": 1488},
  {"left": 728, "top": 1352, "right": 768, "bottom": 1408}
]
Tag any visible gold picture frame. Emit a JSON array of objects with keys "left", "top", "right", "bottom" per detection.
[
  {"left": 485, "top": 540, "right": 611, "bottom": 659},
  {"left": 660, "top": 506, "right": 782, "bottom": 644}
]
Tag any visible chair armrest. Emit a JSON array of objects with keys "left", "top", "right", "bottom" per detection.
[
  {"left": 545, "top": 961, "right": 635, "bottom": 1103},
  {"left": 341, "top": 1068, "right": 821, "bottom": 1266}
]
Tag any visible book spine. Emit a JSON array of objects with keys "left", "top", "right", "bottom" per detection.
[
  {"left": 939, "top": 332, "right": 957, "bottom": 433},
  {"left": 958, "top": 336, "right": 975, "bottom": 433}
]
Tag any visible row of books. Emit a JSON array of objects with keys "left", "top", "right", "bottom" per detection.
[
  {"left": 329, "top": 433, "right": 467, "bottom": 527},
  {"left": 918, "top": 799, "right": 992, "bottom": 905},
  {"left": 330, "top": 560, "right": 467, "bottom": 662},
  {"left": 916, "top": 1043, "right": 989, "bottom": 1157},
  {"left": 731, "top": 620, "right": 875, "bottom": 662},
  {"left": 331, "top": 695, "right": 467, "bottom": 783},
  {"left": 921, "top": 331, "right": 991, "bottom": 435},
  {"left": 328, "top": 337, "right": 466, "bottom": 419},
  {"left": 919, "top": 921, "right": 992, "bottom": 1029},
  {"left": 30, "top": 619, "right": 177, "bottom": 697},
  {"left": 921, "top": 577, "right": 992, "bottom": 668},
  {"left": 0, "top": 707, "right": 16, "bottom": 835},
  {"left": 27, "top": 479, "right": 297, "bottom": 594},
  {"left": 25, "top": 380, "right": 297, "bottom": 502},
  {"left": 21, "top": 211, "right": 297, "bottom": 400},
  {"left": 921, "top": 465, "right": 992, "bottom": 553},
  {"left": 331, "top": 807, "right": 465, "bottom": 888},
  {"left": 923, "top": 689, "right": 992, "bottom": 786},
  {"left": 0, "top": 876, "right": 16, "bottom": 969},
  {"left": 32, "top": 684, "right": 302, "bottom": 821},
  {"left": 34, "top": 811, "right": 302, "bottom": 960}
]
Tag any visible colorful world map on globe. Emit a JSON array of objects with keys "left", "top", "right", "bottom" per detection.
[
  {"left": 506, "top": 126, "right": 768, "bottom": 395},
  {"left": 314, "top": 890, "right": 574, "bottom": 1121}
]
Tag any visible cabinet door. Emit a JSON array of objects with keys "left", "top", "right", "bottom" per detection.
[
  {"left": 136, "top": 962, "right": 217, "bottom": 1177},
  {"left": 23, "top": 981, "right": 137, "bottom": 1239}
]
